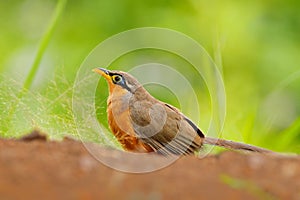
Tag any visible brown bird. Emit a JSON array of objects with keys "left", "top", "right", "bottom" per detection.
[{"left": 94, "top": 68, "right": 273, "bottom": 155}]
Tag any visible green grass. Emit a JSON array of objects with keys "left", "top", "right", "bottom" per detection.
[
  {"left": 1, "top": 0, "right": 69, "bottom": 138},
  {"left": 0, "top": 1, "right": 299, "bottom": 154},
  {"left": 21, "top": 0, "right": 67, "bottom": 95},
  {"left": 274, "top": 117, "right": 300, "bottom": 152}
]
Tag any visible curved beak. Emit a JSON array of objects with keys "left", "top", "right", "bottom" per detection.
[{"left": 93, "top": 68, "right": 111, "bottom": 80}]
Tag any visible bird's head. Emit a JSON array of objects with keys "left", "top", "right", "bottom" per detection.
[{"left": 93, "top": 68, "right": 143, "bottom": 95}]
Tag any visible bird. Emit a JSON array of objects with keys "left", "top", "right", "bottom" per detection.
[{"left": 94, "top": 68, "right": 273, "bottom": 155}]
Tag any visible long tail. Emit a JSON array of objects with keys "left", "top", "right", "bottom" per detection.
[{"left": 203, "top": 137, "right": 274, "bottom": 154}]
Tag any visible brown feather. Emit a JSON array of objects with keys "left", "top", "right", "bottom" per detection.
[
  {"left": 107, "top": 85, "right": 153, "bottom": 152},
  {"left": 128, "top": 86, "right": 203, "bottom": 155},
  {"left": 95, "top": 68, "right": 275, "bottom": 156}
]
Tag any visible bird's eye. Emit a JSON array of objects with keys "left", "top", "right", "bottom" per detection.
[{"left": 112, "top": 75, "right": 122, "bottom": 84}]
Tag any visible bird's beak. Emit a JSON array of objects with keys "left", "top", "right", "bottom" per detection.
[{"left": 93, "top": 68, "right": 111, "bottom": 80}]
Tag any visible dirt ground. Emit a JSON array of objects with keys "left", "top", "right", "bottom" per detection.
[{"left": 0, "top": 133, "right": 299, "bottom": 200}]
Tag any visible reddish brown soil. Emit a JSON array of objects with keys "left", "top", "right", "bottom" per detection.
[{"left": 0, "top": 135, "right": 299, "bottom": 200}]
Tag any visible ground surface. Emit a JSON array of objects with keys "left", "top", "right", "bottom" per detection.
[{"left": 0, "top": 134, "right": 299, "bottom": 200}]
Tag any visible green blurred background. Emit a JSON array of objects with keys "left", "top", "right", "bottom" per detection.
[{"left": 0, "top": 0, "right": 299, "bottom": 153}]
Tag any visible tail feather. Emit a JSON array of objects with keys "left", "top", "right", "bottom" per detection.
[{"left": 203, "top": 137, "right": 274, "bottom": 154}]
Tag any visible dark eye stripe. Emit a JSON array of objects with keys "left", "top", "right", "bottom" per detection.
[{"left": 109, "top": 73, "right": 132, "bottom": 93}]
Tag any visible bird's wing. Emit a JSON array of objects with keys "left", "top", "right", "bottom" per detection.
[{"left": 129, "top": 100, "right": 203, "bottom": 155}]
